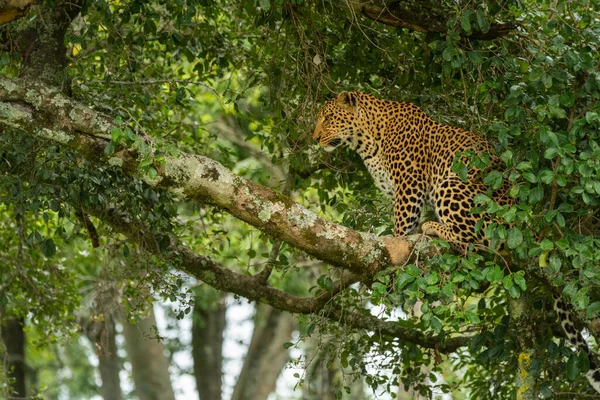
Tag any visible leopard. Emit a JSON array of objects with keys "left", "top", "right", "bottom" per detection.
[
  {"left": 313, "top": 90, "right": 600, "bottom": 394},
  {"left": 313, "top": 90, "right": 511, "bottom": 248}
]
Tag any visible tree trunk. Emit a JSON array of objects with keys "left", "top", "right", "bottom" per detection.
[
  {"left": 231, "top": 304, "right": 295, "bottom": 400},
  {"left": 5, "top": 317, "right": 26, "bottom": 398},
  {"left": 86, "top": 317, "right": 122, "bottom": 400},
  {"left": 397, "top": 300, "right": 429, "bottom": 400},
  {"left": 18, "top": 0, "right": 84, "bottom": 89},
  {"left": 509, "top": 297, "right": 537, "bottom": 400},
  {"left": 192, "top": 292, "right": 226, "bottom": 400},
  {"left": 122, "top": 306, "right": 175, "bottom": 400},
  {"left": 0, "top": 307, "right": 8, "bottom": 399},
  {"left": 303, "top": 333, "right": 365, "bottom": 400}
]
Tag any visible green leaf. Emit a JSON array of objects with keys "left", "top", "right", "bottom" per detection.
[
  {"left": 147, "top": 167, "right": 158, "bottom": 180},
  {"left": 506, "top": 228, "right": 523, "bottom": 249},
  {"left": 555, "top": 238, "right": 569, "bottom": 250},
  {"left": 586, "top": 111, "right": 599, "bottom": 124},
  {"left": 523, "top": 172, "right": 538, "bottom": 183},
  {"left": 442, "top": 283, "right": 455, "bottom": 298},
  {"left": 425, "top": 285, "right": 440, "bottom": 294},
  {"left": 442, "top": 46, "right": 454, "bottom": 61},
  {"left": 515, "top": 161, "right": 533, "bottom": 171},
  {"left": 461, "top": 11, "right": 472, "bottom": 33},
  {"left": 394, "top": 273, "right": 415, "bottom": 291},
  {"left": 486, "top": 266, "right": 504, "bottom": 282},
  {"left": 540, "top": 169, "right": 554, "bottom": 183},
  {"left": 468, "top": 51, "right": 482, "bottom": 65},
  {"left": 566, "top": 353, "right": 580, "bottom": 381},
  {"left": 540, "top": 382, "right": 553, "bottom": 398},
  {"left": 539, "top": 251, "right": 548, "bottom": 267},
  {"left": 476, "top": 9, "right": 490, "bottom": 32},
  {"left": 530, "top": 359, "right": 542, "bottom": 377},
  {"left": 318, "top": 274, "right": 333, "bottom": 291},
  {"left": 544, "top": 147, "right": 558, "bottom": 159},
  {"left": 514, "top": 272, "right": 527, "bottom": 291},
  {"left": 540, "top": 239, "right": 555, "bottom": 251},
  {"left": 426, "top": 272, "right": 439, "bottom": 285},
  {"left": 587, "top": 301, "right": 600, "bottom": 317},
  {"left": 406, "top": 264, "right": 421, "bottom": 276},
  {"left": 452, "top": 160, "right": 468, "bottom": 183},
  {"left": 502, "top": 275, "right": 514, "bottom": 289},
  {"left": 104, "top": 141, "right": 114, "bottom": 155},
  {"left": 175, "top": 86, "right": 186, "bottom": 104},
  {"left": 529, "top": 186, "right": 544, "bottom": 203},
  {"left": 579, "top": 349, "right": 590, "bottom": 372},
  {"left": 372, "top": 282, "right": 386, "bottom": 294},
  {"left": 465, "top": 311, "right": 481, "bottom": 324},
  {"left": 483, "top": 170, "right": 503, "bottom": 189},
  {"left": 431, "top": 317, "right": 442, "bottom": 333},
  {"left": 508, "top": 285, "right": 521, "bottom": 298},
  {"left": 41, "top": 238, "right": 56, "bottom": 257}
]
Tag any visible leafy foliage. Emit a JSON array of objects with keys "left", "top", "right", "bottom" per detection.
[{"left": 2, "top": 0, "right": 600, "bottom": 398}]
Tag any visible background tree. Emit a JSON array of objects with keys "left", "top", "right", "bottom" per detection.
[{"left": 1, "top": 0, "right": 600, "bottom": 399}]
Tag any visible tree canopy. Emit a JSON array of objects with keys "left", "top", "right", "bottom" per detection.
[{"left": 1, "top": 0, "right": 600, "bottom": 398}]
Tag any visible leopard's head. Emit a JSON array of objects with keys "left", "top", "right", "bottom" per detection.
[{"left": 313, "top": 91, "right": 363, "bottom": 152}]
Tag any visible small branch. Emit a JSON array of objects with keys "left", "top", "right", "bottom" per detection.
[
  {"left": 82, "top": 201, "right": 469, "bottom": 353},
  {"left": 74, "top": 210, "right": 100, "bottom": 248},
  {"left": 256, "top": 239, "right": 282, "bottom": 284},
  {"left": 214, "top": 119, "right": 287, "bottom": 185},
  {"left": 83, "top": 78, "right": 219, "bottom": 95},
  {"left": 0, "top": 77, "right": 418, "bottom": 277},
  {"left": 0, "top": 77, "right": 474, "bottom": 355}
]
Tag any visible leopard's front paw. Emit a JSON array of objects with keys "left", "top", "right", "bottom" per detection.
[{"left": 381, "top": 236, "right": 410, "bottom": 266}]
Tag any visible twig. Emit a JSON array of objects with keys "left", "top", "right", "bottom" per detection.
[
  {"left": 256, "top": 239, "right": 282, "bottom": 284},
  {"left": 83, "top": 78, "right": 219, "bottom": 95}
]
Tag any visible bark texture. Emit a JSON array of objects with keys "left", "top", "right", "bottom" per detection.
[
  {"left": 231, "top": 305, "right": 295, "bottom": 400},
  {"left": 0, "top": 77, "right": 431, "bottom": 276},
  {"left": 509, "top": 297, "right": 537, "bottom": 400},
  {"left": 0, "top": 77, "right": 472, "bottom": 354},
  {"left": 123, "top": 307, "right": 176, "bottom": 400},
  {"left": 192, "top": 294, "right": 226, "bottom": 400},
  {"left": 17, "top": 0, "right": 84, "bottom": 88}
]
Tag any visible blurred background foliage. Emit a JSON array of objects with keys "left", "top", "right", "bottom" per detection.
[{"left": 2, "top": 0, "right": 600, "bottom": 398}]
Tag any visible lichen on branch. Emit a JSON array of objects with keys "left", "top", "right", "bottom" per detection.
[{"left": 0, "top": 76, "right": 436, "bottom": 277}]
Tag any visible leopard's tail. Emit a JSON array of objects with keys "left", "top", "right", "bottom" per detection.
[{"left": 553, "top": 294, "right": 600, "bottom": 392}]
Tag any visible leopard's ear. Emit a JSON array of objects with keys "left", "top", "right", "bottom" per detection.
[{"left": 336, "top": 91, "right": 358, "bottom": 111}]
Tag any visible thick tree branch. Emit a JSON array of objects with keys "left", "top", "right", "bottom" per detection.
[
  {"left": 0, "top": 76, "right": 469, "bottom": 352},
  {"left": 18, "top": 0, "right": 84, "bottom": 87},
  {"left": 349, "top": 0, "right": 516, "bottom": 40},
  {"left": 83, "top": 201, "right": 469, "bottom": 353},
  {"left": 0, "top": 77, "right": 436, "bottom": 277}
]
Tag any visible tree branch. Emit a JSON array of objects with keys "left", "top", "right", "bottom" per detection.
[
  {"left": 0, "top": 76, "right": 471, "bottom": 352},
  {"left": 349, "top": 0, "right": 516, "bottom": 40},
  {"left": 82, "top": 200, "right": 469, "bottom": 353},
  {"left": 0, "top": 77, "right": 436, "bottom": 277}
]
